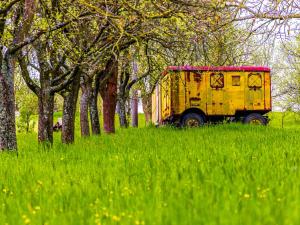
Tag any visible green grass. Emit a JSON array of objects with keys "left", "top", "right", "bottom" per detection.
[
  {"left": 268, "top": 112, "right": 300, "bottom": 129},
  {"left": 1, "top": 114, "right": 300, "bottom": 225}
]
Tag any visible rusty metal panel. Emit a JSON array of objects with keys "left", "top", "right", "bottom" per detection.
[
  {"left": 171, "top": 72, "right": 180, "bottom": 114},
  {"left": 178, "top": 71, "right": 187, "bottom": 114},
  {"left": 245, "top": 72, "right": 264, "bottom": 110},
  {"left": 264, "top": 72, "right": 272, "bottom": 110},
  {"left": 206, "top": 72, "right": 225, "bottom": 115},
  {"left": 225, "top": 72, "right": 245, "bottom": 115},
  {"left": 176, "top": 71, "right": 207, "bottom": 114},
  {"left": 161, "top": 74, "right": 171, "bottom": 121}
]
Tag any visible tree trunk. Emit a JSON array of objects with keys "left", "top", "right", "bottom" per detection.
[
  {"left": 118, "top": 96, "right": 128, "bottom": 128},
  {"left": 80, "top": 82, "right": 91, "bottom": 137},
  {"left": 38, "top": 90, "right": 54, "bottom": 145},
  {"left": 100, "top": 59, "right": 118, "bottom": 134},
  {"left": 131, "top": 91, "right": 138, "bottom": 127},
  {"left": 61, "top": 74, "right": 80, "bottom": 144},
  {"left": 131, "top": 60, "right": 138, "bottom": 127},
  {"left": 126, "top": 98, "right": 131, "bottom": 118},
  {"left": 142, "top": 93, "right": 152, "bottom": 125},
  {"left": 0, "top": 55, "right": 17, "bottom": 151},
  {"left": 61, "top": 93, "right": 78, "bottom": 144},
  {"left": 89, "top": 74, "right": 101, "bottom": 135},
  {"left": 89, "top": 85, "right": 101, "bottom": 135}
]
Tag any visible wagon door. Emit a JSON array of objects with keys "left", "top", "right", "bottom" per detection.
[
  {"left": 207, "top": 72, "right": 225, "bottom": 115},
  {"left": 161, "top": 75, "right": 171, "bottom": 120},
  {"left": 226, "top": 73, "right": 245, "bottom": 115},
  {"left": 245, "top": 72, "right": 264, "bottom": 110},
  {"left": 184, "top": 71, "right": 205, "bottom": 109}
]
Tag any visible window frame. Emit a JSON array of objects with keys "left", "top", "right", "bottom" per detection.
[
  {"left": 232, "top": 75, "right": 241, "bottom": 86},
  {"left": 210, "top": 73, "right": 224, "bottom": 89},
  {"left": 248, "top": 73, "right": 262, "bottom": 88}
]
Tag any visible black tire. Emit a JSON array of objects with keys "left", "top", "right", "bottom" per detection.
[
  {"left": 243, "top": 113, "right": 267, "bottom": 125},
  {"left": 181, "top": 113, "right": 205, "bottom": 128}
]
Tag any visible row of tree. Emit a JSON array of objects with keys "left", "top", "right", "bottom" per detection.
[{"left": 1, "top": 0, "right": 300, "bottom": 151}]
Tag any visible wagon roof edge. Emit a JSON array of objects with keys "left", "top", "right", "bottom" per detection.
[{"left": 164, "top": 66, "right": 271, "bottom": 73}]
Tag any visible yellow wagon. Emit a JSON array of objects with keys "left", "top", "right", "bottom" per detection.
[{"left": 152, "top": 66, "right": 272, "bottom": 127}]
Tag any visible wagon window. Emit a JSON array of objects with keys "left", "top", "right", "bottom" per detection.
[
  {"left": 248, "top": 73, "right": 262, "bottom": 88},
  {"left": 232, "top": 76, "right": 240, "bottom": 86},
  {"left": 210, "top": 73, "right": 224, "bottom": 88}
]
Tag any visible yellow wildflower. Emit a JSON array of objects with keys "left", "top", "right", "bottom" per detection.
[
  {"left": 243, "top": 193, "right": 250, "bottom": 199},
  {"left": 112, "top": 215, "right": 121, "bottom": 222}
]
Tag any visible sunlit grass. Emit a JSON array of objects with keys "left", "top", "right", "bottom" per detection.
[{"left": 1, "top": 113, "right": 300, "bottom": 225}]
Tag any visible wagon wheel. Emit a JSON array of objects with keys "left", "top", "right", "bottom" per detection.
[
  {"left": 181, "top": 113, "right": 205, "bottom": 128},
  {"left": 243, "top": 113, "right": 267, "bottom": 125}
]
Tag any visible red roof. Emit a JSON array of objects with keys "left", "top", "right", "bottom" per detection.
[{"left": 166, "top": 66, "right": 271, "bottom": 72}]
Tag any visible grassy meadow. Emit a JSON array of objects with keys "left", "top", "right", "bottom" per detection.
[{"left": 1, "top": 113, "right": 300, "bottom": 225}]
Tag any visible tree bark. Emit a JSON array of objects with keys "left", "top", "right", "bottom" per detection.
[
  {"left": 61, "top": 73, "right": 80, "bottom": 144},
  {"left": 80, "top": 82, "right": 91, "bottom": 137},
  {"left": 38, "top": 89, "right": 54, "bottom": 145},
  {"left": 131, "top": 91, "right": 138, "bottom": 127},
  {"left": 131, "top": 60, "right": 138, "bottom": 127},
  {"left": 100, "top": 59, "right": 118, "bottom": 134},
  {"left": 118, "top": 96, "right": 128, "bottom": 128},
  {"left": 0, "top": 55, "right": 17, "bottom": 151},
  {"left": 89, "top": 80, "right": 101, "bottom": 135},
  {"left": 61, "top": 93, "right": 78, "bottom": 144},
  {"left": 118, "top": 69, "right": 130, "bottom": 128},
  {"left": 142, "top": 93, "right": 152, "bottom": 125},
  {"left": 0, "top": 0, "right": 37, "bottom": 151}
]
